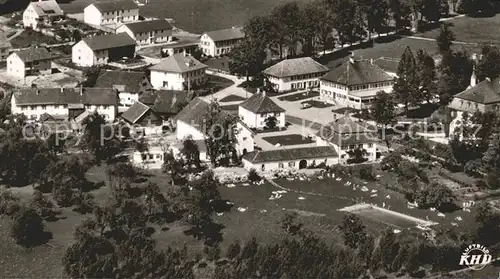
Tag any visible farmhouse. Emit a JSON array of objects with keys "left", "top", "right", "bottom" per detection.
[
  {"left": 238, "top": 92, "right": 286, "bottom": 129},
  {"left": 160, "top": 38, "right": 200, "bottom": 57},
  {"left": 94, "top": 70, "right": 152, "bottom": 110},
  {"left": 448, "top": 75, "right": 500, "bottom": 114},
  {"left": 7, "top": 47, "right": 56, "bottom": 79},
  {"left": 175, "top": 97, "right": 255, "bottom": 156},
  {"left": 319, "top": 58, "right": 394, "bottom": 110},
  {"left": 72, "top": 33, "right": 136, "bottom": 67},
  {"left": 315, "top": 115, "right": 378, "bottom": 162},
  {"left": 242, "top": 146, "right": 339, "bottom": 172},
  {"left": 84, "top": 0, "right": 139, "bottom": 27},
  {"left": 22, "top": 0, "right": 64, "bottom": 30},
  {"left": 0, "top": 32, "right": 12, "bottom": 61},
  {"left": 146, "top": 90, "right": 193, "bottom": 119},
  {"left": 262, "top": 57, "right": 329, "bottom": 93},
  {"left": 120, "top": 101, "right": 165, "bottom": 135},
  {"left": 116, "top": 19, "right": 174, "bottom": 45},
  {"left": 11, "top": 87, "right": 118, "bottom": 121},
  {"left": 199, "top": 27, "right": 244, "bottom": 57},
  {"left": 149, "top": 53, "right": 208, "bottom": 90}
]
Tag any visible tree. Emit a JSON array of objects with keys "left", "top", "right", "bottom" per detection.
[
  {"left": 181, "top": 136, "right": 202, "bottom": 171},
  {"left": 394, "top": 46, "right": 418, "bottom": 112},
  {"left": 372, "top": 91, "right": 396, "bottom": 127},
  {"left": 304, "top": 0, "right": 335, "bottom": 54},
  {"left": 204, "top": 101, "right": 239, "bottom": 167},
  {"left": 476, "top": 45, "right": 500, "bottom": 82},
  {"left": 436, "top": 23, "right": 455, "bottom": 54},
  {"left": 264, "top": 115, "right": 278, "bottom": 129},
  {"left": 281, "top": 212, "right": 303, "bottom": 235},
  {"left": 359, "top": 0, "right": 389, "bottom": 39},
  {"left": 415, "top": 182, "right": 455, "bottom": 210},
  {"left": 389, "top": 0, "right": 412, "bottom": 29},
  {"left": 340, "top": 213, "right": 367, "bottom": 249},
  {"left": 30, "top": 190, "right": 57, "bottom": 220},
  {"left": 11, "top": 206, "right": 49, "bottom": 247},
  {"left": 332, "top": 0, "right": 366, "bottom": 45},
  {"left": 80, "top": 67, "right": 101, "bottom": 87},
  {"left": 269, "top": 2, "right": 302, "bottom": 58},
  {"left": 437, "top": 51, "right": 473, "bottom": 105},
  {"left": 71, "top": 29, "right": 82, "bottom": 42},
  {"left": 229, "top": 38, "right": 267, "bottom": 82},
  {"left": 81, "top": 112, "right": 123, "bottom": 162},
  {"left": 415, "top": 49, "right": 436, "bottom": 103},
  {"left": 420, "top": 0, "right": 442, "bottom": 22},
  {"left": 347, "top": 148, "right": 368, "bottom": 164},
  {"left": 457, "top": 0, "right": 494, "bottom": 15},
  {"left": 247, "top": 168, "right": 261, "bottom": 183}
]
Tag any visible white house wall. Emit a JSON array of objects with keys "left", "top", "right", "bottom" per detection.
[
  {"left": 320, "top": 80, "right": 393, "bottom": 110},
  {"left": 23, "top": 4, "right": 39, "bottom": 29},
  {"left": 238, "top": 106, "right": 285, "bottom": 129},
  {"left": 176, "top": 120, "right": 205, "bottom": 141},
  {"left": 7, "top": 54, "right": 26, "bottom": 79},
  {"left": 84, "top": 5, "right": 139, "bottom": 26},
  {"left": 151, "top": 69, "right": 206, "bottom": 90},
  {"left": 266, "top": 75, "right": 323, "bottom": 93},
  {"left": 243, "top": 157, "right": 339, "bottom": 172},
  {"left": 83, "top": 5, "right": 102, "bottom": 26}
]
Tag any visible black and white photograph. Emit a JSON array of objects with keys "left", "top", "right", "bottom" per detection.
[{"left": 0, "top": 0, "right": 499, "bottom": 278}]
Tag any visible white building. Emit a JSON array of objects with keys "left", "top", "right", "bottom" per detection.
[
  {"left": 84, "top": 0, "right": 139, "bottom": 27},
  {"left": 149, "top": 53, "right": 208, "bottom": 90},
  {"left": 315, "top": 115, "right": 378, "bottom": 163},
  {"left": 23, "top": 0, "right": 63, "bottom": 30},
  {"left": 160, "top": 38, "right": 200, "bottom": 57},
  {"left": 94, "top": 70, "right": 152, "bottom": 111},
  {"left": 116, "top": 19, "right": 173, "bottom": 45},
  {"left": 7, "top": 47, "right": 55, "bottom": 79},
  {"left": 72, "top": 33, "right": 136, "bottom": 67},
  {"left": 262, "top": 57, "right": 329, "bottom": 93},
  {"left": 238, "top": 92, "right": 286, "bottom": 129},
  {"left": 175, "top": 97, "right": 255, "bottom": 156},
  {"left": 131, "top": 145, "right": 165, "bottom": 170},
  {"left": 11, "top": 87, "right": 118, "bottom": 121},
  {"left": 242, "top": 146, "right": 339, "bottom": 172},
  {"left": 0, "top": 32, "right": 12, "bottom": 61},
  {"left": 320, "top": 58, "right": 394, "bottom": 110},
  {"left": 200, "top": 27, "right": 244, "bottom": 57}
]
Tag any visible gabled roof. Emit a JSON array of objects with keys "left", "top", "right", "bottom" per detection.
[
  {"left": 452, "top": 77, "right": 500, "bottom": 104},
  {"left": 149, "top": 53, "right": 207, "bottom": 73},
  {"left": 121, "top": 101, "right": 150, "bottom": 123},
  {"left": 29, "top": 0, "right": 63, "bottom": 17},
  {"left": 174, "top": 97, "right": 210, "bottom": 128},
  {"left": 152, "top": 90, "right": 193, "bottom": 115},
  {"left": 82, "top": 33, "right": 135, "bottom": 51},
  {"left": 242, "top": 146, "right": 338, "bottom": 163},
  {"left": 239, "top": 93, "right": 285, "bottom": 113},
  {"left": 263, "top": 57, "right": 329, "bottom": 78},
  {"left": 91, "top": 0, "right": 138, "bottom": 13},
  {"left": 121, "top": 19, "right": 173, "bottom": 34},
  {"left": 0, "top": 31, "right": 12, "bottom": 49},
  {"left": 204, "top": 27, "right": 244, "bottom": 42},
  {"left": 95, "top": 70, "right": 149, "bottom": 93},
  {"left": 13, "top": 47, "right": 55, "bottom": 63},
  {"left": 139, "top": 90, "right": 158, "bottom": 105},
  {"left": 321, "top": 59, "right": 393, "bottom": 86},
  {"left": 316, "top": 116, "right": 378, "bottom": 145},
  {"left": 13, "top": 87, "right": 117, "bottom": 106}
]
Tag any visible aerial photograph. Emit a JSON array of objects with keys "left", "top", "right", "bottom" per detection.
[{"left": 0, "top": 0, "right": 499, "bottom": 278}]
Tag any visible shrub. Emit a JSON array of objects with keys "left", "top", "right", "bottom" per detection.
[
  {"left": 248, "top": 168, "right": 261, "bottom": 183},
  {"left": 30, "top": 190, "right": 56, "bottom": 220},
  {"left": 0, "top": 190, "right": 21, "bottom": 216},
  {"left": 359, "top": 166, "right": 376, "bottom": 181},
  {"left": 10, "top": 206, "right": 48, "bottom": 247}
]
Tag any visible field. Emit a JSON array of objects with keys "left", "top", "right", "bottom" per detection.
[
  {"left": 262, "top": 134, "right": 314, "bottom": 146},
  {"left": 417, "top": 14, "right": 500, "bottom": 45}
]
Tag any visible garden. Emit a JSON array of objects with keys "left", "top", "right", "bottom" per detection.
[
  {"left": 10, "top": 29, "right": 58, "bottom": 48},
  {"left": 278, "top": 90, "right": 319, "bottom": 102},
  {"left": 262, "top": 134, "right": 314, "bottom": 146},
  {"left": 301, "top": 100, "right": 334, "bottom": 109},
  {"left": 219, "top": 94, "right": 246, "bottom": 103}
]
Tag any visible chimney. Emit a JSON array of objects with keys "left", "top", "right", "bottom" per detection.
[
  {"left": 262, "top": 90, "right": 266, "bottom": 97},
  {"left": 349, "top": 52, "right": 355, "bottom": 64},
  {"left": 60, "top": 87, "right": 64, "bottom": 93},
  {"left": 370, "top": 58, "right": 373, "bottom": 65}
]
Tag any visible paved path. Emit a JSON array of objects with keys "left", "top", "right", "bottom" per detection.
[
  {"left": 201, "top": 70, "right": 249, "bottom": 102},
  {"left": 7, "top": 29, "right": 22, "bottom": 40}
]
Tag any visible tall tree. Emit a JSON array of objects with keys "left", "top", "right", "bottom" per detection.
[
  {"left": 339, "top": 213, "right": 368, "bottom": 249},
  {"left": 359, "top": 0, "right": 389, "bottom": 39},
  {"left": 372, "top": 91, "right": 396, "bottom": 127},
  {"left": 476, "top": 45, "right": 500, "bottom": 81},
  {"left": 437, "top": 51, "right": 473, "bottom": 105},
  {"left": 415, "top": 49, "right": 436, "bottom": 103},
  {"left": 229, "top": 39, "right": 267, "bottom": 81},
  {"left": 389, "top": 0, "right": 412, "bottom": 29},
  {"left": 269, "top": 2, "right": 302, "bottom": 58},
  {"left": 180, "top": 136, "right": 202, "bottom": 171},
  {"left": 303, "top": 0, "right": 335, "bottom": 54},
  {"left": 436, "top": 23, "right": 455, "bottom": 54},
  {"left": 394, "top": 46, "right": 418, "bottom": 112},
  {"left": 332, "top": 0, "right": 366, "bottom": 45},
  {"left": 81, "top": 112, "right": 123, "bottom": 162}
]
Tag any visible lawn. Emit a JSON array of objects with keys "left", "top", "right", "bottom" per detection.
[
  {"left": 221, "top": 104, "right": 239, "bottom": 112},
  {"left": 262, "top": 134, "right": 314, "bottom": 146},
  {"left": 417, "top": 14, "right": 500, "bottom": 45},
  {"left": 219, "top": 94, "right": 246, "bottom": 103},
  {"left": 278, "top": 91, "right": 319, "bottom": 102},
  {"left": 194, "top": 74, "right": 234, "bottom": 96},
  {"left": 10, "top": 29, "right": 58, "bottom": 48}
]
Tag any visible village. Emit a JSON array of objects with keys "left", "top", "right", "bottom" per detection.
[{"left": 1, "top": 0, "right": 500, "bottom": 278}]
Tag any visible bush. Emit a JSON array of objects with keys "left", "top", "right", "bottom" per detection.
[
  {"left": 0, "top": 190, "right": 21, "bottom": 216},
  {"left": 359, "top": 166, "right": 376, "bottom": 181},
  {"left": 10, "top": 206, "right": 49, "bottom": 247},
  {"left": 30, "top": 190, "right": 57, "bottom": 220},
  {"left": 248, "top": 168, "right": 261, "bottom": 183}
]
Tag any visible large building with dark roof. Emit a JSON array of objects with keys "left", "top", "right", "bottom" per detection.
[
  {"left": 315, "top": 115, "right": 378, "bottom": 162},
  {"left": 448, "top": 75, "right": 500, "bottom": 113},
  {"left": 72, "top": 33, "right": 136, "bottom": 67},
  {"left": 7, "top": 47, "right": 56, "bottom": 79},
  {"left": 94, "top": 70, "right": 152, "bottom": 110},
  {"left": 238, "top": 91, "right": 286, "bottom": 129},
  {"left": 84, "top": 0, "right": 139, "bottom": 27},
  {"left": 11, "top": 87, "right": 118, "bottom": 121},
  {"left": 200, "top": 27, "right": 244, "bottom": 57},
  {"left": 262, "top": 57, "right": 329, "bottom": 93},
  {"left": 320, "top": 58, "right": 394, "bottom": 110},
  {"left": 22, "top": 0, "right": 63, "bottom": 30},
  {"left": 116, "top": 19, "right": 174, "bottom": 45}
]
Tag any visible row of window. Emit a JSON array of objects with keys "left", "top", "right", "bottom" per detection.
[
  {"left": 20, "top": 105, "right": 112, "bottom": 111},
  {"left": 290, "top": 72, "right": 324, "bottom": 81},
  {"left": 291, "top": 80, "right": 318, "bottom": 90},
  {"left": 340, "top": 143, "right": 373, "bottom": 150},
  {"left": 141, "top": 153, "right": 163, "bottom": 161},
  {"left": 215, "top": 39, "right": 241, "bottom": 47},
  {"left": 321, "top": 81, "right": 348, "bottom": 90},
  {"left": 348, "top": 81, "right": 393, "bottom": 91},
  {"left": 103, "top": 10, "right": 137, "bottom": 16}
]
